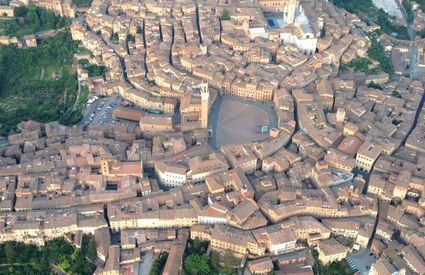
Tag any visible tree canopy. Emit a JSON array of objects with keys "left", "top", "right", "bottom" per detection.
[
  {"left": 220, "top": 9, "right": 231, "bottom": 20},
  {"left": 0, "top": 31, "right": 84, "bottom": 135},
  {"left": 184, "top": 254, "right": 211, "bottom": 275},
  {"left": 312, "top": 249, "right": 354, "bottom": 275},
  {"left": 149, "top": 252, "right": 168, "bottom": 275},
  {"left": 0, "top": 5, "right": 71, "bottom": 38},
  {"left": 0, "top": 237, "right": 96, "bottom": 275},
  {"left": 367, "top": 37, "right": 395, "bottom": 76}
]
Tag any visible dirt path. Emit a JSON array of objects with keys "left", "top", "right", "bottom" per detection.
[
  {"left": 63, "top": 87, "right": 68, "bottom": 105},
  {"left": 40, "top": 68, "right": 44, "bottom": 80},
  {"left": 73, "top": 79, "right": 82, "bottom": 109}
]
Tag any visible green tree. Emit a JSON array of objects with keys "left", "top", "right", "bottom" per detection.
[
  {"left": 58, "top": 255, "right": 71, "bottom": 271},
  {"left": 312, "top": 249, "right": 353, "bottom": 275},
  {"left": 368, "top": 82, "right": 383, "bottom": 90},
  {"left": 0, "top": 238, "right": 95, "bottom": 275},
  {"left": 184, "top": 254, "right": 211, "bottom": 275},
  {"left": 149, "top": 252, "right": 168, "bottom": 275},
  {"left": 127, "top": 34, "right": 135, "bottom": 43},
  {"left": 25, "top": 6, "right": 41, "bottom": 26},
  {"left": 210, "top": 250, "right": 220, "bottom": 271},
  {"left": 367, "top": 37, "right": 394, "bottom": 76},
  {"left": 4, "top": 242, "right": 17, "bottom": 264},
  {"left": 39, "top": 9, "right": 56, "bottom": 26},
  {"left": 220, "top": 9, "right": 230, "bottom": 20},
  {"left": 0, "top": 31, "right": 82, "bottom": 135},
  {"left": 6, "top": 5, "right": 70, "bottom": 37},
  {"left": 192, "top": 237, "right": 201, "bottom": 252},
  {"left": 14, "top": 6, "right": 28, "bottom": 17},
  {"left": 342, "top": 57, "right": 378, "bottom": 74},
  {"left": 86, "top": 64, "right": 106, "bottom": 77},
  {"left": 85, "top": 237, "right": 97, "bottom": 261},
  {"left": 223, "top": 249, "right": 235, "bottom": 274},
  {"left": 402, "top": 0, "right": 414, "bottom": 24},
  {"left": 111, "top": 32, "right": 119, "bottom": 42}
]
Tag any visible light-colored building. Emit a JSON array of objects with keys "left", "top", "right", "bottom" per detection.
[
  {"left": 355, "top": 142, "right": 382, "bottom": 173},
  {"left": 0, "top": 6, "right": 14, "bottom": 17},
  {"left": 317, "top": 238, "right": 347, "bottom": 265},
  {"left": 31, "top": 0, "right": 76, "bottom": 18},
  {"left": 187, "top": 153, "right": 229, "bottom": 183},
  {"left": 154, "top": 161, "right": 187, "bottom": 187},
  {"left": 24, "top": 35, "right": 37, "bottom": 47},
  {"left": 253, "top": 225, "right": 297, "bottom": 255},
  {"left": 192, "top": 224, "right": 264, "bottom": 256}
]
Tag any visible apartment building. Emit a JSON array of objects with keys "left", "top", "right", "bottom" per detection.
[
  {"left": 154, "top": 161, "right": 187, "bottom": 188},
  {"left": 317, "top": 238, "right": 347, "bottom": 265},
  {"left": 355, "top": 142, "right": 382, "bottom": 173}
]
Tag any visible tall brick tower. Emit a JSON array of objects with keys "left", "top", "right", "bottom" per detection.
[{"left": 200, "top": 82, "right": 209, "bottom": 129}]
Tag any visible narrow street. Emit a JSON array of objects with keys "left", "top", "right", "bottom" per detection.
[{"left": 396, "top": 1, "right": 425, "bottom": 150}]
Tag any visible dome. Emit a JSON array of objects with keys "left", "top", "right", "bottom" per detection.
[{"left": 295, "top": 11, "right": 309, "bottom": 26}]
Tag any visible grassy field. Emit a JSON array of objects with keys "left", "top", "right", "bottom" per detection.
[{"left": 0, "top": 31, "right": 85, "bottom": 135}]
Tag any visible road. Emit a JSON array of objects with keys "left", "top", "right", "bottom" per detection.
[
  {"left": 409, "top": 44, "right": 419, "bottom": 79},
  {"left": 49, "top": 263, "right": 66, "bottom": 275},
  {"left": 400, "top": 0, "right": 421, "bottom": 80},
  {"left": 401, "top": 88, "right": 425, "bottom": 147},
  {"left": 138, "top": 251, "right": 154, "bottom": 275},
  {"left": 407, "top": 22, "right": 419, "bottom": 79}
]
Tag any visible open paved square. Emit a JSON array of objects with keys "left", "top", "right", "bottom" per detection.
[
  {"left": 209, "top": 95, "right": 277, "bottom": 148},
  {"left": 216, "top": 100, "right": 269, "bottom": 146}
]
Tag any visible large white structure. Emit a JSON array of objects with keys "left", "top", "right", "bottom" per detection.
[
  {"left": 154, "top": 162, "right": 187, "bottom": 188},
  {"left": 280, "top": 7, "right": 318, "bottom": 55},
  {"left": 259, "top": 1, "right": 318, "bottom": 54}
]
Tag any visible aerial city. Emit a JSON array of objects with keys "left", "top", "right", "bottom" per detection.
[{"left": 0, "top": 0, "right": 424, "bottom": 274}]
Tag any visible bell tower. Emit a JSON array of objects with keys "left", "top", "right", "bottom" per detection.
[
  {"left": 284, "top": 0, "right": 298, "bottom": 25},
  {"left": 200, "top": 82, "right": 209, "bottom": 129}
]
